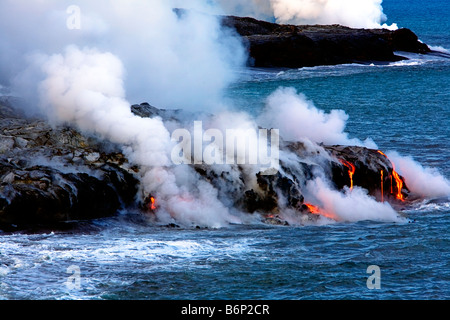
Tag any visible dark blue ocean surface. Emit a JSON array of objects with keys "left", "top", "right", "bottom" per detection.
[
  {"left": 0, "top": 213, "right": 448, "bottom": 300},
  {"left": 1, "top": 0, "right": 449, "bottom": 300}
]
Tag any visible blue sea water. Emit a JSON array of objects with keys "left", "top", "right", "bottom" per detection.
[{"left": 0, "top": 0, "right": 449, "bottom": 300}]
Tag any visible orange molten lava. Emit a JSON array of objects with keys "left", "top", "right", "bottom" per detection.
[
  {"left": 149, "top": 197, "right": 157, "bottom": 210},
  {"left": 339, "top": 159, "right": 356, "bottom": 190},
  {"left": 377, "top": 150, "right": 388, "bottom": 158},
  {"left": 392, "top": 170, "right": 405, "bottom": 201},
  {"left": 305, "top": 203, "right": 321, "bottom": 214},
  {"left": 304, "top": 203, "right": 337, "bottom": 220},
  {"left": 380, "top": 170, "right": 384, "bottom": 202},
  {"left": 377, "top": 150, "right": 405, "bottom": 201}
]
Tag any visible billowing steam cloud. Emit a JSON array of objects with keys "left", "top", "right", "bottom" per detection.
[
  {"left": 257, "top": 88, "right": 405, "bottom": 223},
  {"left": 387, "top": 151, "right": 450, "bottom": 199},
  {"left": 0, "top": 0, "right": 246, "bottom": 112},
  {"left": 216, "top": 0, "right": 397, "bottom": 29},
  {"left": 39, "top": 46, "right": 171, "bottom": 168},
  {"left": 258, "top": 87, "right": 377, "bottom": 148},
  {"left": 38, "top": 45, "right": 241, "bottom": 228},
  {"left": 305, "top": 177, "right": 404, "bottom": 223}
]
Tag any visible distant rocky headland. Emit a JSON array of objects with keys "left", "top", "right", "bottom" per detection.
[{"left": 221, "top": 15, "right": 431, "bottom": 68}]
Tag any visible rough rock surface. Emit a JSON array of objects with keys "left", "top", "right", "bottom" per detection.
[
  {"left": 221, "top": 15, "right": 430, "bottom": 68},
  {"left": 0, "top": 100, "right": 139, "bottom": 231}
]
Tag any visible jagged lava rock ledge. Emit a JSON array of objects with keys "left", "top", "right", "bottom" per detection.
[{"left": 0, "top": 100, "right": 139, "bottom": 232}]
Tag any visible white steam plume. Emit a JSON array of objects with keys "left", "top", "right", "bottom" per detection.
[
  {"left": 257, "top": 87, "right": 377, "bottom": 148},
  {"left": 387, "top": 151, "right": 450, "bottom": 199},
  {"left": 217, "top": 0, "right": 397, "bottom": 29},
  {"left": 0, "top": 0, "right": 246, "bottom": 112},
  {"left": 39, "top": 46, "right": 171, "bottom": 168},
  {"left": 38, "top": 45, "right": 240, "bottom": 228},
  {"left": 305, "top": 177, "right": 405, "bottom": 223},
  {"left": 256, "top": 87, "right": 409, "bottom": 224}
]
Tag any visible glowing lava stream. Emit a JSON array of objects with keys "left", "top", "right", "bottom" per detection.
[
  {"left": 377, "top": 150, "right": 405, "bottom": 201},
  {"left": 339, "top": 159, "right": 356, "bottom": 190},
  {"left": 304, "top": 203, "right": 338, "bottom": 220},
  {"left": 149, "top": 197, "right": 157, "bottom": 210},
  {"left": 391, "top": 170, "right": 405, "bottom": 201}
]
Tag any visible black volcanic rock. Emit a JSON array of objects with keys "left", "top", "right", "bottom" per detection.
[
  {"left": 323, "top": 145, "right": 409, "bottom": 201},
  {"left": 0, "top": 101, "right": 139, "bottom": 231},
  {"left": 222, "top": 15, "right": 430, "bottom": 68}
]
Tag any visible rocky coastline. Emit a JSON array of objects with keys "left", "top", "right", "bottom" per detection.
[
  {"left": 0, "top": 100, "right": 410, "bottom": 230},
  {"left": 0, "top": 100, "right": 139, "bottom": 231}
]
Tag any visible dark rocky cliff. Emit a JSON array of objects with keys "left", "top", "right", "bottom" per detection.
[{"left": 221, "top": 15, "right": 430, "bottom": 68}]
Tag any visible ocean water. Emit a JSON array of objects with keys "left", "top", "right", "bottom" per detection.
[{"left": 1, "top": 0, "right": 449, "bottom": 300}]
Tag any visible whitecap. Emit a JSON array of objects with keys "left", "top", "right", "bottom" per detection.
[
  {"left": 388, "top": 60, "right": 423, "bottom": 67},
  {"left": 429, "top": 45, "right": 450, "bottom": 54},
  {"left": 0, "top": 265, "right": 9, "bottom": 277}
]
